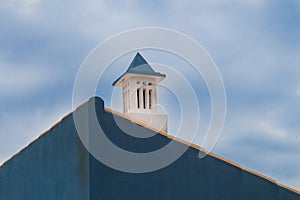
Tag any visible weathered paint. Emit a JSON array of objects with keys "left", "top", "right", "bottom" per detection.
[{"left": 0, "top": 96, "right": 299, "bottom": 200}]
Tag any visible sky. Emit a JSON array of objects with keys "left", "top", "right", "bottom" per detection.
[{"left": 1, "top": 0, "right": 300, "bottom": 190}]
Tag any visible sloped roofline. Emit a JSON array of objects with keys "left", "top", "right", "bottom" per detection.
[
  {"left": 1, "top": 98, "right": 299, "bottom": 195},
  {"left": 104, "top": 107, "right": 300, "bottom": 195}
]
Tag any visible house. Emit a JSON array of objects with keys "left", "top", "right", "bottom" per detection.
[{"left": 0, "top": 53, "right": 299, "bottom": 200}]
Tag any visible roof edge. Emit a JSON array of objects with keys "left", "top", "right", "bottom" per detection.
[
  {"left": 112, "top": 71, "right": 166, "bottom": 86},
  {"left": 0, "top": 97, "right": 96, "bottom": 169},
  {"left": 104, "top": 106, "right": 300, "bottom": 195}
]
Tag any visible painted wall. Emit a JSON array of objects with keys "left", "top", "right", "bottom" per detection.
[
  {"left": 88, "top": 97, "right": 300, "bottom": 200},
  {"left": 1, "top": 96, "right": 299, "bottom": 200},
  {"left": 0, "top": 111, "right": 89, "bottom": 200}
]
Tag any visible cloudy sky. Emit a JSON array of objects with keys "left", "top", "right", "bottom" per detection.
[{"left": 1, "top": 0, "right": 300, "bottom": 190}]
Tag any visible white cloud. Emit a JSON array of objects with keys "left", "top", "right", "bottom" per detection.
[
  {"left": 257, "top": 120, "right": 287, "bottom": 139},
  {"left": 172, "top": 0, "right": 266, "bottom": 8},
  {"left": 6, "top": 0, "right": 41, "bottom": 4},
  {"left": 0, "top": 62, "right": 59, "bottom": 99},
  {"left": 297, "top": 88, "right": 300, "bottom": 96},
  {"left": 1, "top": 0, "right": 42, "bottom": 15}
]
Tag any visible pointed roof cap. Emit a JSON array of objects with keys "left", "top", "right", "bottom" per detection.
[{"left": 113, "top": 52, "right": 166, "bottom": 86}]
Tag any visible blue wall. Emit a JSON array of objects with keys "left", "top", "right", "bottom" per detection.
[
  {"left": 0, "top": 111, "right": 89, "bottom": 199},
  {"left": 1, "top": 96, "right": 299, "bottom": 200}
]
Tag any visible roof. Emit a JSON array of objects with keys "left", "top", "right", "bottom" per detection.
[{"left": 112, "top": 52, "right": 166, "bottom": 86}]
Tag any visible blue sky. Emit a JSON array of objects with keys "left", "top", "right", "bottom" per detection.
[{"left": 1, "top": 0, "right": 300, "bottom": 190}]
